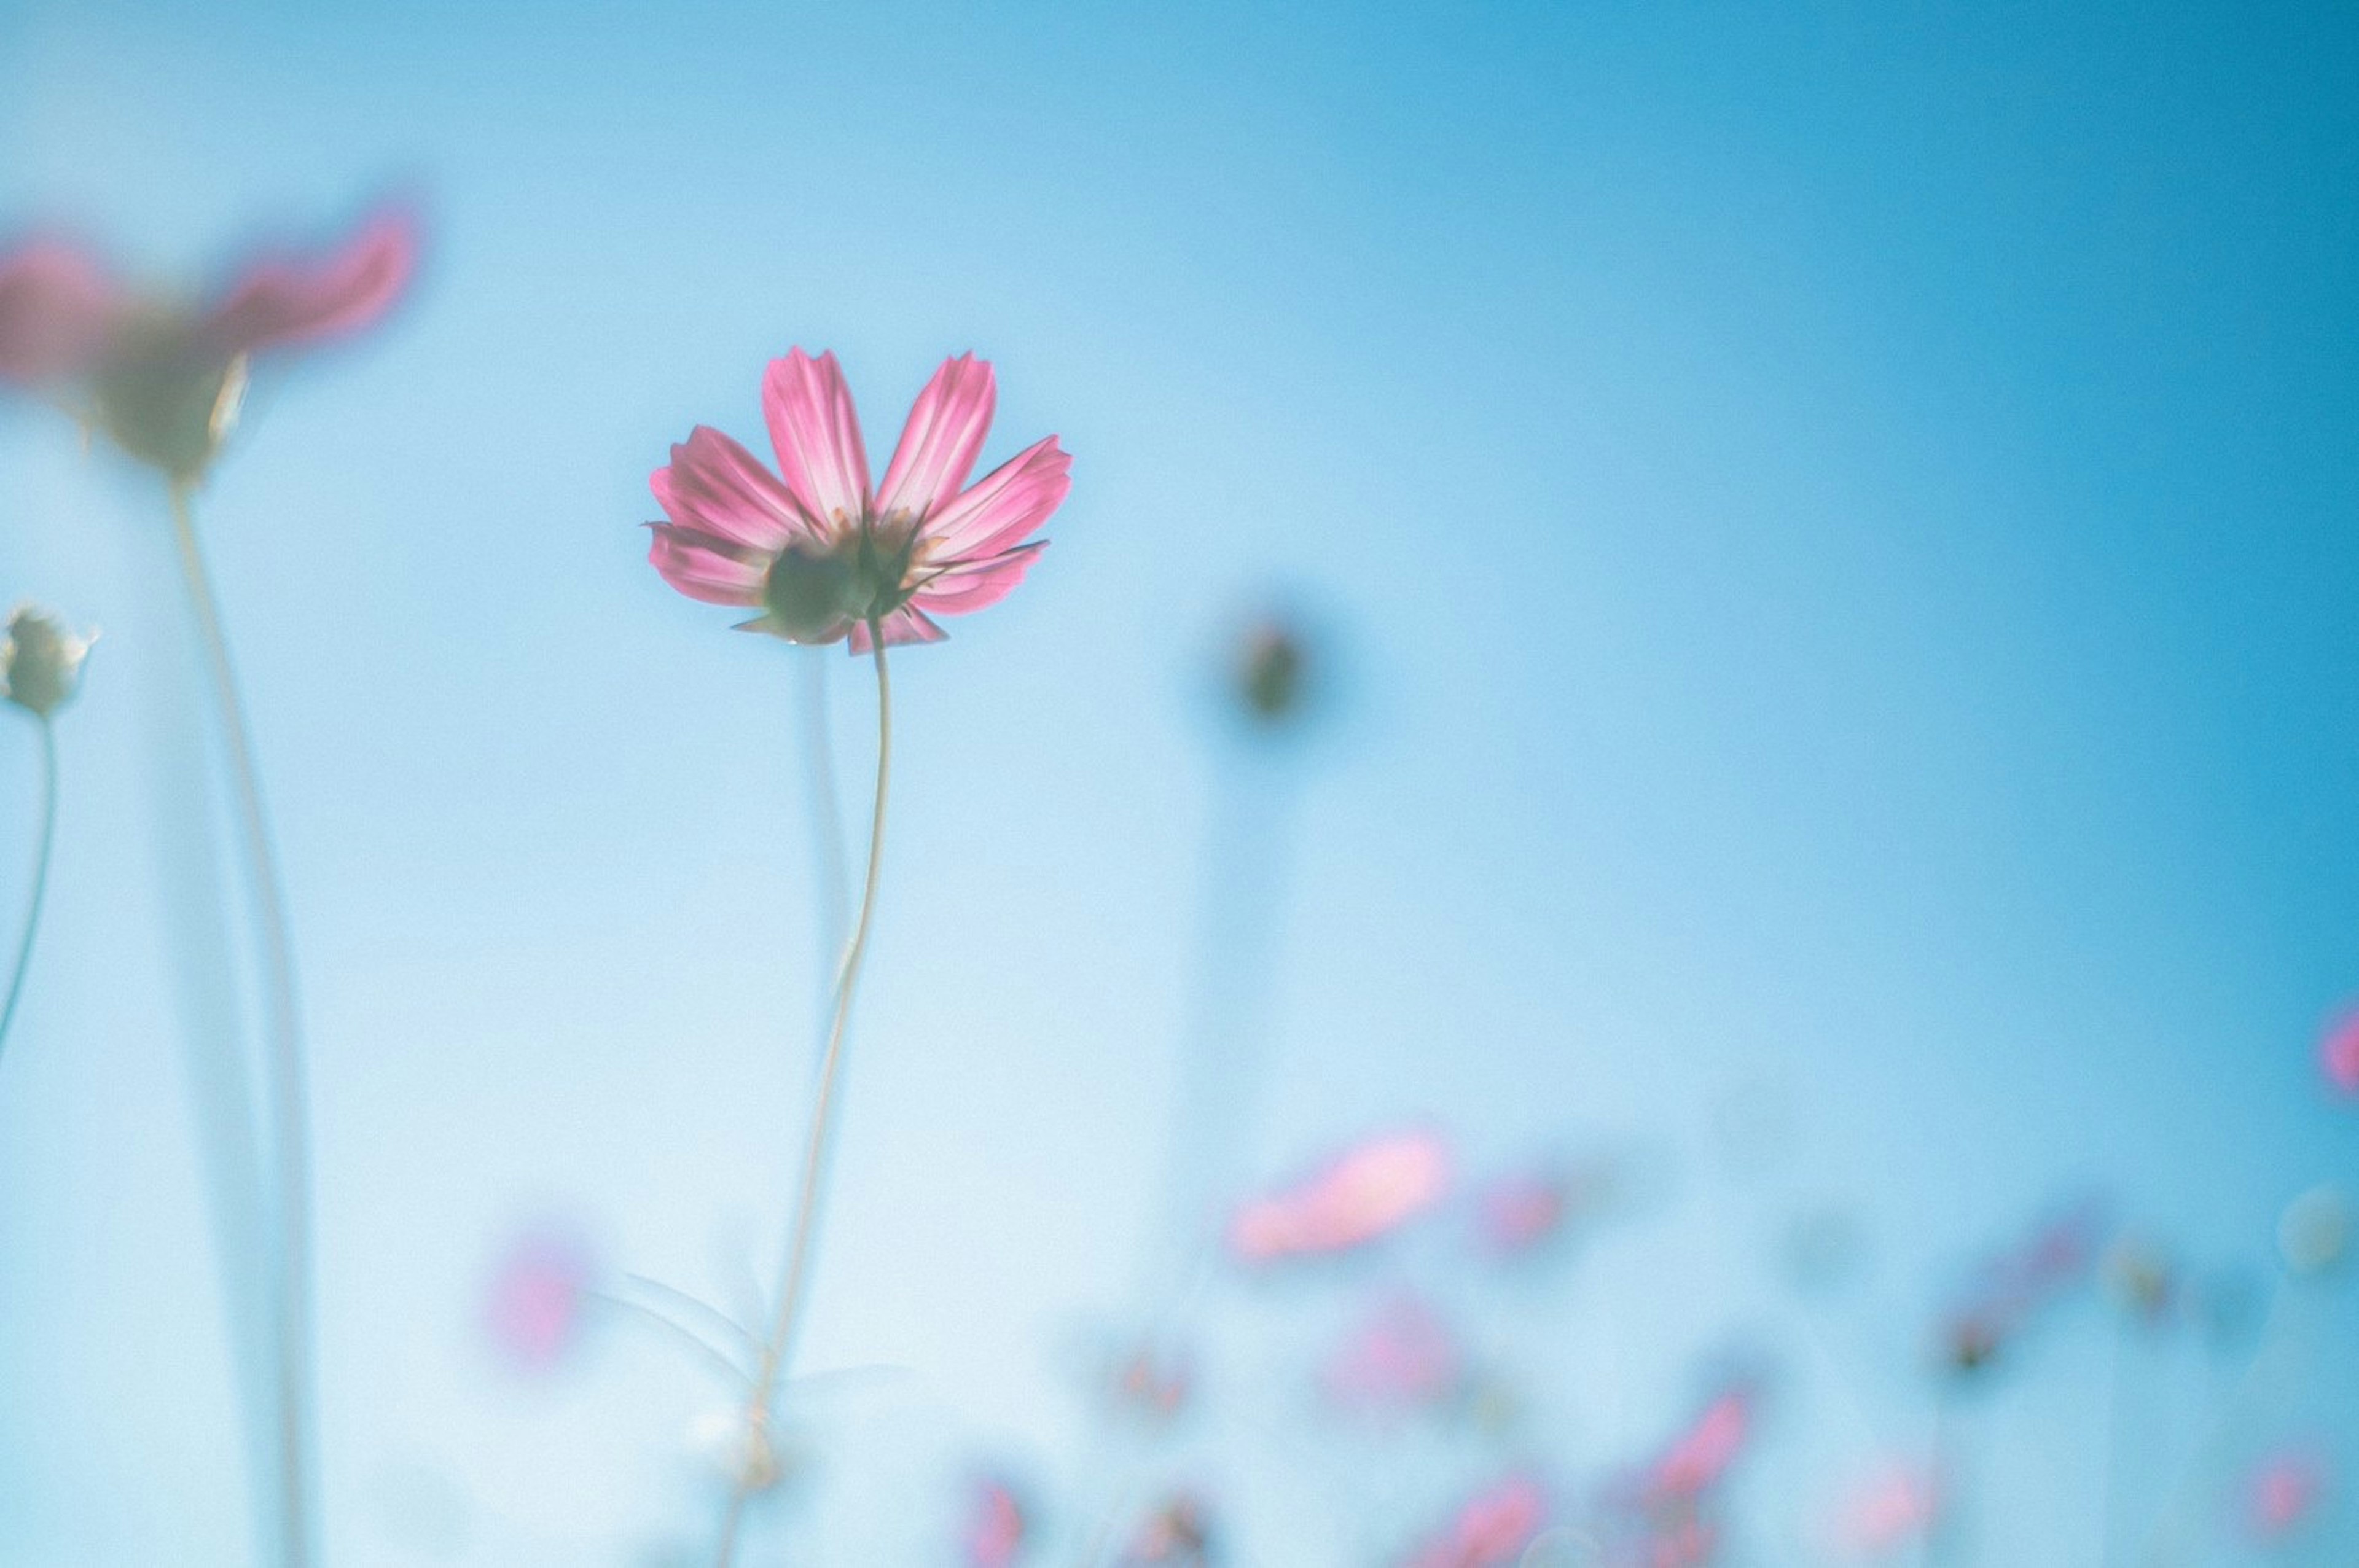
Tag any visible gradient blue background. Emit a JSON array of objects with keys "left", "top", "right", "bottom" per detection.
[{"left": 1, "top": 0, "right": 2354, "bottom": 1562}]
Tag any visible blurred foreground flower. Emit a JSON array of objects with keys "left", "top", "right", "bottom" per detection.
[
  {"left": 1402, "top": 1475, "right": 1547, "bottom": 1568},
  {"left": 1120, "top": 1492, "right": 1215, "bottom": 1566},
  {"left": 648, "top": 349, "right": 1068, "bottom": 650},
  {"left": 1938, "top": 1200, "right": 2105, "bottom": 1373},
  {"left": 0, "top": 604, "right": 90, "bottom": 1065},
  {"left": 0, "top": 206, "right": 416, "bottom": 483},
  {"left": 1638, "top": 1383, "right": 1758, "bottom": 1508},
  {"left": 1229, "top": 1128, "right": 1450, "bottom": 1264}
]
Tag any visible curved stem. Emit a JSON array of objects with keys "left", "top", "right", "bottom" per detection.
[
  {"left": 169, "top": 483, "right": 318, "bottom": 1568},
  {"left": 714, "top": 622, "right": 893, "bottom": 1567},
  {"left": 0, "top": 718, "right": 59, "bottom": 1064}
]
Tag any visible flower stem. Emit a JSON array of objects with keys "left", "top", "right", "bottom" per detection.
[
  {"left": 168, "top": 483, "right": 318, "bottom": 1568},
  {"left": 714, "top": 620, "right": 893, "bottom": 1567},
  {"left": 0, "top": 717, "right": 59, "bottom": 1066}
]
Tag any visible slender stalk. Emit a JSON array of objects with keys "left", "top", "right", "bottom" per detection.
[
  {"left": 168, "top": 483, "right": 318, "bottom": 1568},
  {"left": 0, "top": 717, "right": 59, "bottom": 1064},
  {"left": 714, "top": 621, "right": 893, "bottom": 1567}
]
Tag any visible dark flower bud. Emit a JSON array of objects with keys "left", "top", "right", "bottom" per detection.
[{"left": 2, "top": 604, "right": 93, "bottom": 719}]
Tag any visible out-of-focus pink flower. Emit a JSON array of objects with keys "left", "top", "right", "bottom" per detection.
[
  {"left": 2322, "top": 1010, "right": 2359, "bottom": 1098},
  {"left": 647, "top": 349, "right": 1069, "bottom": 652},
  {"left": 0, "top": 241, "right": 117, "bottom": 385},
  {"left": 1110, "top": 1340, "right": 1194, "bottom": 1424},
  {"left": 0, "top": 204, "right": 418, "bottom": 481},
  {"left": 1643, "top": 1518, "right": 1720, "bottom": 1568},
  {"left": 1402, "top": 1476, "right": 1547, "bottom": 1568},
  {"left": 1229, "top": 1129, "right": 1450, "bottom": 1264},
  {"left": 1119, "top": 1493, "right": 1213, "bottom": 1566},
  {"left": 484, "top": 1227, "right": 597, "bottom": 1373},
  {"left": 2246, "top": 1449, "right": 2327, "bottom": 1542},
  {"left": 198, "top": 206, "right": 418, "bottom": 357},
  {"left": 1323, "top": 1292, "right": 1462, "bottom": 1414},
  {"left": 1938, "top": 1200, "right": 2107, "bottom": 1373},
  {"left": 1830, "top": 1466, "right": 1941, "bottom": 1558},
  {"left": 1641, "top": 1386, "right": 1756, "bottom": 1506},
  {"left": 1474, "top": 1171, "right": 1569, "bottom": 1256},
  {"left": 962, "top": 1476, "right": 1028, "bottom": 1568}
]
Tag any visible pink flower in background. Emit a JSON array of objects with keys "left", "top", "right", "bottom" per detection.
[
  {"left": 0, "top": 203, "right": 418, "bottom": 479},
  {"left": 484, "top": 1226, "right": 597, "bottom": 1374},
  {"left": 1323, "top": 1292, "right": 1463, "bottom": 1414},
  {"left": 1830, "top": 1466, "right": 1941, "bottom": 1558},
  {"left": 647, "top": 349, "right": 1070, "bottom": 651},
  {"left": 1474, "top": 1170, "right": 1569, "bottom": 1256},
  {"left": 1120, "top": 1493, "right": 1214, "bottom": 1566},
  {"left": 1641, "top": 1385, "right": 1756, "bottom": 1507},
  {"left": 2245, "top": 1449, "right": 2327, "bottom": 1542},
  {"left": 2322, "top": 1009, "right": 2359, "bottom": 1098},
  {"left": 1229, "top": 1128, "right": 1450, "bottom": 1264},
  {"left": 1109, "top": 1340, "right": 1194, "bottom": 1424},
  {"left": 1402, "top": 1475, "right": 1546, "bottom": 1568},
  {"left": 1939, "top": 1199, "right": 2107, "bottom": 1373},
  {"left": 962, "top": 1476, "right": 1028, "bottom": 1568}
]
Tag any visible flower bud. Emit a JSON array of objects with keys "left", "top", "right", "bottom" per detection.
[
  {"left": 1234, "top": 616, "right": 1310, "bottom": 727},
  {"left": 2, "top": 604, "right": 93, "bottom": 719}
]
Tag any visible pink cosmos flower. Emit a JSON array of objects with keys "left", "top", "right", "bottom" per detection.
[
  {"left": 1229, "top": 1128, "right": 1451, "bottom": 1265},
  {"left": 962, "top": 1476, "right": 1028, "bottom": 1568},
  {"left": 1322, "top": 1292, "right": 1463, "bottom": 1414},
  {"left": 484, "top": 1225, "right": 597, "bottom": 1374},
  {"left": 0, "top": 206, "right": 417, "bottom": 480},
  {"left": 2321, "top": 1008, "right": 2359, "bottom": 1098},
  {"left": 1641, "top": 1386, "right": 1756, "bottom": 1507},
  {"left": 647, "top": 349, "right": 1070, "bottom": 652},
  {"left": 1402, "top": 1476, "right": 1547, "bottom": 1568},
  {"left": 1830, "top": 1467, "right": 1942, "bottom": 1558},
  {"left": 2245, "top": 1448, "right": 2327, "bottom": 1542}
]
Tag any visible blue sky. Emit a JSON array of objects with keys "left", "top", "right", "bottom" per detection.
[{"left": 1, "top": 0, "right": 2354, "bottom": 1562}]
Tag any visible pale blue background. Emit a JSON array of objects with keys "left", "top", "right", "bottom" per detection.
[{"left": 0, "top": 0, "right": 2353, "bottom": 1562}]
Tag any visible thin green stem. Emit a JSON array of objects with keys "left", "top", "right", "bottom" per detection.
[
  {"left": 169, "top": 483, "right": 318, "bottom": 1568},
  {"left": 0, "top": 717, "right": 59, "bottom": 1064},
  {"left": 714, "top": 621, "right": 893, "bottom": 1567}
]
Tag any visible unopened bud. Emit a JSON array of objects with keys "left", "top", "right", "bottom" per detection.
[{"left": 2, "top": 605, "right": 93, "bottom": 719}]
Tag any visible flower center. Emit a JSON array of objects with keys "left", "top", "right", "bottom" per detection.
[{"left": 759, "top": 515, "right": 918, "bottom": 642}]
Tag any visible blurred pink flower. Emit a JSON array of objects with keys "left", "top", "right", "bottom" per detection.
[
  {"left": 1109, "top": 1340, "right": 1194, "bottom": 1424},
  {"left": 2322, "top": 1009, "right": 2359, "bottom": 1097},
  {"left": 484, "top": 1227, "right": 596, "bottom": 1374},
  {"left": 962, "top": 1476, "right": 1028, "bottom": 1568},
  {"left": 647, "top": 349, "right": 1070, "bottom": 651},
  {"left": 1402, "top": 1475, "right": 1546, "bottom": 1568},
  {"left": 1229, "top": 1128, "right": 1452, "bottom": 1264},
  {"left": 1830, "top": 1466, "right": 1941, "bottom": 1558},
  {"left": 0, "top": 242, "right": 115, "bottom": 385},
  {"left": 1641, "top": 1386, "right": 1756, "bottom": 1506},
  {"left": 1322, "top": 1292, "right": 1462, "bottom": 1414},
  {"left": 2246, "top": 1448, "right": 2326, "bottom": 1542},
  {"left": 1120, "top": 1493, "right": 1214, "bottom": 1566},
  {"left": 1474, "top": 1170, "right": 1568, "bottom": 1256},
  {"left": 0, "top": 204, "right": 418, "bottom": 480},
  {"left": 1938, "top": 1200, "right": 2106, "bottom": 1373}
]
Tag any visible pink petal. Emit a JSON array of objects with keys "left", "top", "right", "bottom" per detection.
[
  {"left": 1229, "top": 1129, "right": 1452, "bottom": 1264},
  {"left": 2246, "top": 1448, "right": 2327, "bottom": 1540},
  {"left": 2321, "top": 1008, "right": 2359, "bottom": 1097},
  {"left": 648, "top": 523, "right": 767, "bottom": 606},
  {"left": 1645, "top": 1387, "right": 1755, "bottom": 1504},
  {"left": 848, "top": 604, "right": 947, "bottom": 653},
  {"left": 485, "top": 1226, "right": 596, "bottom": 1373},
  {"left": 876, "top": 353, "right": 996, "bottom": 521},
  {"left": 762, "top": 349, "right": 870, "bottom": 526},
  {"left": 921, "top": 435, "right": 1072, "bottom": 560},
  {"left": 1402, "top": 1476, "right": 1546, "bottom": 1568},
  {"left": 963, "top": 1477, "right": 1028, "bottom": 1568},
  {"left": 1831, "top": 1466, "right": 1942, "bottom": 1557},
  {"left": 201, "top": 204, "right": 418, "bottom": 355},
  {"left": 1322, "top": 1293, "right": 1461, "bottom": 1413},
  {"left": 652, "top": 425, "right": 809, "bottom": 550},
  {"left": 911, "top": 542, "right": 1048, "bottom": 619},
  {"left": 0, "top": 240, "right": 118, "bottom": 384}
]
